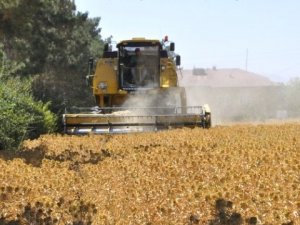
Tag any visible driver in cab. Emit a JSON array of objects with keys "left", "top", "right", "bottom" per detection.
[{"left": 129, "top": 48, "right": 147, "bottom": 84}]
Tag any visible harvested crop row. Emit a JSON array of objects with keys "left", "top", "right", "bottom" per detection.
[{"left": 0, "top": 124, "right": 300, "bottom": 224}]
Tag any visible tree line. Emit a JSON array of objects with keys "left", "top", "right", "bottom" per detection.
[{"left": 0, "top": 0, "right": 105, "bottom": 150}]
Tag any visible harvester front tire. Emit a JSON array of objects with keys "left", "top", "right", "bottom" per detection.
[{"left": 205, "top": 112, "right": 212, "bottom": 128}]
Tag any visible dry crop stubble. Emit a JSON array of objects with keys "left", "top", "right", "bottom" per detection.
[{"left": 0, "top": 123, "right": 299, "bottom": 224}]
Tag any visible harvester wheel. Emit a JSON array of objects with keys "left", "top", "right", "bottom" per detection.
[
  {"left": 202, "top": 104, "right": 211, "bottom": 128},
  {"left": 205, "top": 112, "right": 212, "bottom": 128}
]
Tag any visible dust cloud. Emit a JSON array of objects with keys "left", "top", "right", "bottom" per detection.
[
  {"left": 118, "top": 68, "right": 299, "bottom": 125},
  {"left": 184, "top": 86, "right": 283, "bottom": 125},
  {"left": 121, "top": 88, "right": 183, "bottom": 115},
  {"left": 186, "top": 85, "right": 300, "bottom": 126}
]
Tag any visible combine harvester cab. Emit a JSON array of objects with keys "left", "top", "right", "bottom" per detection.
[{"left": 63, "top": 37, "right": 211, "bottom": 134}]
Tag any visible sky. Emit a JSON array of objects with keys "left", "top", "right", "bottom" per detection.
[{"left": 75, "top": 0, "right": 300, "bottom": 83}]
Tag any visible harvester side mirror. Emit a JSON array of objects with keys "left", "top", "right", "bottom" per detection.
[
  {"left": 170, "top": 42, "right": 175, "bottom": 51},
  {"left": 176, "top": 55, "right": 181, "bottom": 66},
  {"left": 88, "top": 58, "right": 94, "bottom": 75}
]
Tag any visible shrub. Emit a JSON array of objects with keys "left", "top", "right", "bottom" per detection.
[{"left": 0, "top": 48, "right": 56, "bottom": 150}]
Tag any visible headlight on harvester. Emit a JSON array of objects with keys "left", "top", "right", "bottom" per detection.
[{"left": 98, "top": 82, "right": 108, "bottom": 90}]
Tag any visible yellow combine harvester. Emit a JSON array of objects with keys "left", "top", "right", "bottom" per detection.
[{"left": 63, "top": 37, "right": 211, "bottom": 134}]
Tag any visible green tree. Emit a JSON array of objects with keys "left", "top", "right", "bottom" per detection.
[{"left": 1, "top": 0, "right": 104, "bottom": 113}]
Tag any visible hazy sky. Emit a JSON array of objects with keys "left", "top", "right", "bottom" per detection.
[{"left": 75, "top": 0, "right": 300, "bottom": 82}]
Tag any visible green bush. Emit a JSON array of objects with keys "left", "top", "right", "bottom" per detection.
[
  {"left": 0, "top": 49, "right": 56, "bottom": 150},
  {"left": 0, "top": 77, "right": 57, "bottom": 150}
]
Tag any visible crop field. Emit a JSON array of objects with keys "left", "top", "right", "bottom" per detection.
[{"left": 0, "top": 124, "right": 300, "bottom": 224}]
